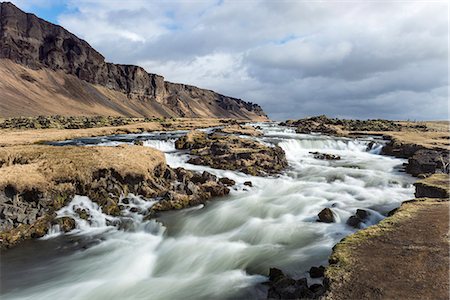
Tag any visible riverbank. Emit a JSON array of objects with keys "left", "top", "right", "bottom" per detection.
[
  {"left": 0, "top": 119, "right": 290, "bottom": 249},
  {"left": 0, "top": 116, "right": 444, "bottom": 299},
  {"left": 324, "top": 174, "right": 449, "bottom": 299},
  {"left": 265, "top": 116, "right": 449, "bottom": 299},
  {"left": 0, "top": 117, "right": 244, "bottom": 146}
]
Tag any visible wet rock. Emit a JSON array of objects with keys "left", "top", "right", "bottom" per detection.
[
  {"left": 356, "top": 209, "right": 369, "bottom": 220},
  {"left": 176, "top": 131, "right": 288, "bottom": 176},
  {"left": 133, "top": 140, "right": 144, "bottom": 146},
  {"left": 244, "top": 181, "right": 253, "bottom": 187},
  {"left": 267, "top": 269, "right": 314, "bottom": 299},
  {"left": 346, "top": 216, "right": 362, "bottom": 228},
  {"left": 201, "top": 182, "right": 230, "bottom": 197},
  {"left": 218, "top": 177, "right": 236, "bottom": 186},
  {"left": 317, "top": 208, "right": 335, "bottom": 223},
  {"left": 309, "top": 266, "right": 326, "bottom": 278},
  {"left": 310, "top": 151, "right": 341, "bottom": 160},
  {"left": 346, "top": 209, "right": 370, "bottom": 228},
  {"left": 269, "top": 268, "right": 285, "bottom": 282},
  {"left": 75, "top": 208, "right": 90, "bottom": 221},
  {"left": 366, "top": 141, "right": 376, "bottom": 151},
  {"left": 53, "top": 217, "right": 76, "bottom": 232},
  {"left": 309, "top": 283, "right": 325, "bottom": 296}
]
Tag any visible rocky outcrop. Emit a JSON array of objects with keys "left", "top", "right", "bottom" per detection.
[
  {"left": 0, "top": 2, "right": 267, "bottom": 120},
  {"left": 317, "top": 208, "right": 335, "bottom": 223},
  {"left": 406, "top": 150, "right": 449, "bottom": 177},
  {"left": 346, "top": 209, "right": 370, "bottom": 228},
  {"left": 175, "top": 131, "right": 288, "bottom": 176},
  {"left": 0, "top": 145, "right": 232, "bottom": 248},
  {"left": 381, "top": 139, "right": 425, "bottom": 159},
  {"left": 281, "top": 115, "right": 403, "bottom": 135},
  {"left": 0, "top": 115, "right": 151, "bottom": 130},
  {"left": 216, "top": 124, "right": 263, "bottom": 136},
  {"left": 414, "top": 174, "right": 449, "bottom": 199}
]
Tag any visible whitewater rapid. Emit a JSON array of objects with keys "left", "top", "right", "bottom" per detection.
[{"left": 1, "top": 124, "right": 414, "bottom": 300}]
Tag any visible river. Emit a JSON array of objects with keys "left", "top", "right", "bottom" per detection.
[{"left": 0, "top": 123, "right": 415, "bottom": 300}]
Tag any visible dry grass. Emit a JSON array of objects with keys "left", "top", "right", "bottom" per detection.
[
  {"left": 0, "top": 118, "right": 229, "bottom": 146},
  {"left": 217, "top": 124, "right": 263, "bottom": 136},
  {"left": 0, "top": 145, "right": 165, "bottom": 191},
  {"left": 345, "top": 121, "right": 449, "bottom": 151},
  {"left": 385, "top": 131, "right": 450, "bottom": 150}
]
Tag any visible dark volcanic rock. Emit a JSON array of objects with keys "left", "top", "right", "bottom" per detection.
[
  {"left": 414, "top": 174, "right": 450, "bottom": 199},
  {"left": 0, "top": 2, "right": 267, "bottom": 120},
  {"left": 218, "top": 177, "right": 236, "bottom": 186},
  {"left": 381, "top": 140, "right": 424, "bottom": 159},
  {"left": 310, "top": 152, "right": 341, "bottom": 161},
  {"left": 309, "top": 266, "right": 326, "bottom": 278},
  {"left": 281, "top": 115, "right": 402, "bottom": 135},
  {"left": 176, "top": 131, "right": 288, "bottom": 176},
  {"left": 53, "top": 216, "right": 76, "bottom": 232},
  {"left": 346, "top": 209, "right": 370, "bottom": 228},
  {"left": 317, "top": 208, "right": 335, "bottom": 223},
  {"left": 266, "top": 268, "right": 323, "bottom": 299},
  {"left": 406, "top": 149, "right": 449, "bottom": 177}
]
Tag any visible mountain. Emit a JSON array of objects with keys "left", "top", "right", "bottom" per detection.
[{"left": 0, "top": 2, "right": 268, "bottom": 120}]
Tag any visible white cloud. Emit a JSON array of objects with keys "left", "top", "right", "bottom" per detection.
[{"left": 11, "top": 0, "right": 449, "bottom": 120}]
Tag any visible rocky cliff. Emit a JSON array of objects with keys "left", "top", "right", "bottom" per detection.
[{"left": 0, "top": 2, "right": 267, "bottom": 120}]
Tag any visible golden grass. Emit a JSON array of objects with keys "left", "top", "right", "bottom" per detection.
[
  {"left": 385, "top": 131, "right": 450, "bottom": 150},
  {"left": 326, "top": 198, "right": 444, "bottom": 281},
  {"left": 217, "top": 124, "right": 262, "bottom": 136},
  {"left": 0, "top": 118, "right": 229, "bottom": 146},
  {"left": 0, "top": 145, "right": 165, "bottom": 192}
]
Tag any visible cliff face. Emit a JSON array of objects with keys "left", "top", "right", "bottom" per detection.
[{"left": 0, "top": 2, "right": 267, "bottom": 120}]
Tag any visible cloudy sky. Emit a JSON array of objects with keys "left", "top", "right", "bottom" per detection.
[{"left": 10, "top": 0, "right": 449, "bottom": 120}]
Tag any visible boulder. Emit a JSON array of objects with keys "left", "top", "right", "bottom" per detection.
[
  {"left": 346, "top": 209, "right": 370, "bottom": 228},
  {"left": 309, "top": 266, "right": 326, "bottom": 278},
  {"left": 317, "top": 208, "right": 335, "bottom": 223},
  {"left": 406, "top": 149, "right": 449, "bottom": 177},
  {"left": 266, "top": 268, "right": 314, "bottom": 299},
  {"left": 219, "top": 177, "right": 236, "bottom": 186},
  {"left": 53, "top": 216, "right": 76, "bottom": 232},
  {"left": 414, "top": 174, "right": 450, "bottom": 198},
  {"left": 310, "top": 151, "right": 341, "bottom": 160}
]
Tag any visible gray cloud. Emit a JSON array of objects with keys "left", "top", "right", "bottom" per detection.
[{"left": 13, "top": 0, "right": 448, "bottom": 120}]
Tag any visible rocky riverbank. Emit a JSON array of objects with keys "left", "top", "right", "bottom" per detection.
[
  {"left": 0, "top": 120, "right": 287, "bottom": 249},
  {"left": 280, "top": 116, "right": 449, "bottom": 177},
  {"left": 323, "top": 173, "right": 449, "bottom": 299},
  {"left": 265, "top": 116, "right": 449, "bottom": 299},
  {"left": 0, "top": 142, "right": 235, "bottom": 249},
  {"left": 0, "top": 117, "right": 242, "bottom": 146},
  {"left": 175, "top": 130, "right": 288, "bottom": 176}
]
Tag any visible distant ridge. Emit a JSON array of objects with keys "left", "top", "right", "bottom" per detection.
[{"left": 0, "top": 2, "right": 268, "bottom": 120}]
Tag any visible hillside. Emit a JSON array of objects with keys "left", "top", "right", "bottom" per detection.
[{"left": 0, "top": 2, "right": 267, "bottom": 120}]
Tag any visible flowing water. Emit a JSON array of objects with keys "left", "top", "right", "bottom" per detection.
[{"left": 0, "top": 124, "right": 414, "bottom": 300}]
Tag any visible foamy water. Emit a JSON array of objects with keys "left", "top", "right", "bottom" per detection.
[{"left": 1, "top": 124, "right": 414, "bottom": 300}]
